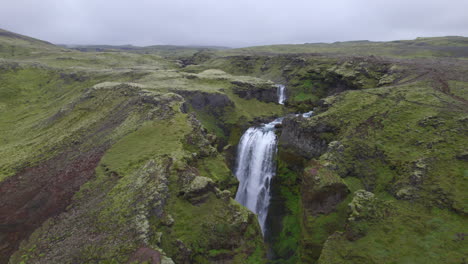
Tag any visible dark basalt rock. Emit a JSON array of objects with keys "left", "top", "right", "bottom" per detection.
[
  {"left": 231, "top": 80, "right": 278, "bottom": 103},
  {"left": 305, "top": 183, "right": 349, "bottom": 216},
  {"left": 279, "top": 115, "right": 338, "bottom": 159},
  {"left": 174, "top": 90, "right": 234, "bottom": 115}
]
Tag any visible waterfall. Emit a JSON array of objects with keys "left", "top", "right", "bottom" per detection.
[
  {"left": 276, "top": 84, "right": 286, "bottom": 105},
  {"left": 234, "top": 118, "right": 283, "bottom": 234}
]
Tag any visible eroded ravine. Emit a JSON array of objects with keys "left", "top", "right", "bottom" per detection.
[
  {"left": 234, "top": 84, "right": 287, "bottom": 234},
  {"left": 234, "top": 118, "right": 283, "bottom": 234}
]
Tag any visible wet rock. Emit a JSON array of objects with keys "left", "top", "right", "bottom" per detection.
[{"left": 279, "top": 116, "right": 338, "bottom": 159}]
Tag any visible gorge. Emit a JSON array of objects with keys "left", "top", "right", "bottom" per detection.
[
  {"left": 234, "top": 117, "right": 282, "bottom": 234},
  {"left": 0, "top": 28, "right": 467, "bottom": 264}
]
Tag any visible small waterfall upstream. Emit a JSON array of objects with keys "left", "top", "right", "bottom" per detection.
[
  {"left": 234, "top": 84, "right": 310, "bottom": 236},
  {"left": 276, "top": 84, "right": 286, "bottom": 105},
  {"left": 234, "top": 118, "right": 283, "bottom": 234},
  {"left": 234, "top": 84, "right": 289, "bottom": 234}
]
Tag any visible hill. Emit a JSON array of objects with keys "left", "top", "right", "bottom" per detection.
[
  {"left": 0, "top": 28, "right": 63, "bottom": 57},
  {"left": 217, "top": 36, "right": 468, "bottom": 58}
]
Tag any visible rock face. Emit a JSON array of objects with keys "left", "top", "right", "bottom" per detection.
[
  {"left": 176, "top": 90, "right": 234, "bottom": 115},
  {"left": 302, "top": 169, "right": 349, "bottom": 216},
  {"left": 183, "top": 176, "right": 215, "bottom": 204},
  {"left": 279, "top": 115, "right": 337, "bottom": 159},
  {"left": 231, "top": 80, "right": 278, "bottom": 103},
  {"left": 347, "top": 190, "right": 375, "bottom": 221}
]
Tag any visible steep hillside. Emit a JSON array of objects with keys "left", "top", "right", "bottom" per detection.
[
  {"left": 0, "top": 28, "right": 64, "bottom": 57},
  {"left": 189, "top": 42, "right": 468, "bottom": 263},
  {"left": 0, "top": 32, "right": 286, "bottom": 264}
]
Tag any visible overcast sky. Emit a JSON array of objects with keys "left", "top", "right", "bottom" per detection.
[{"left": 1, "top": 0, "right": 468, "bottom": 47}]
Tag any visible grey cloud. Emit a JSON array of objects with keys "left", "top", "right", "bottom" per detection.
[{"left": 1, "top": 0, "right": 467, "bottom": 47}]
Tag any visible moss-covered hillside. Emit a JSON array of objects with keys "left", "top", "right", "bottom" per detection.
[
  {"left": 0, "top": 28, "right": 467, "bottom": 264},
  {"left": 0, "top": 28, "right": 287, "bottom": 264},
  {"left": 189, "top": 39, "right": 468, "bottom": 263}
]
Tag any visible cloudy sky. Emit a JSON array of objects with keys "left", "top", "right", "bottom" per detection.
[{"left": 1, "top": 0, "right": 468, "bottom": 47}]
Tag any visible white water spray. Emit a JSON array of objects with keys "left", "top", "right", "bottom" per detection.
[{"left": 234, "top": 118, "right": 283, "bottom": 234}]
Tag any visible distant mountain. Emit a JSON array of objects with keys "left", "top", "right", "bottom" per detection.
[
  {"left": 59, "top": 44, "right": 230, "bottom": 59},
  {"left": 224, "top": 36, "right": 468, "bottom": 58}
]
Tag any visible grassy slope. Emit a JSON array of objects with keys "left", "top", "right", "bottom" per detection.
[
  {"left": 315, "top": 80, "right": 468, "bottom": 263},
  {"left": 0, "top": 30, "right": 276, "bottom": 263},
  {"left": 64, "top": 44, "right": 229, "bottom": 60},
  {"left": 189, "top": 37, "right": 468, "bottom": 263},
  {"left": 2, "top": 29, "right": 467, "bottom": 263},
  {"left": 0, "top": 66, "right": 130, "bottom": 181},
  {"left": 0, "top": 28, "right": 63, "bottom": 58}
]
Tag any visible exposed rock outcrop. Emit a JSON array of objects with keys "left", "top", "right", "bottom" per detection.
[
  {"left": 231, "top": 80, "right": 278, "bottom": 103},
  {"left": 183, "top": 176, "right": 215, "bottom": 204},
  {"left": 175, "top": 90, "right": 234, "bottom": 115},
  {"left": 279, "top": 115, "right": 338, "bottom": 159},
  {"left": 302, "top": 168, "right": 349, "bottom": 216}
]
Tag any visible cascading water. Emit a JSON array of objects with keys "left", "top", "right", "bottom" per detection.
[
  {"left": 234, "top": 83, "right": 313, "bottom": 236},
  {"left": 276, "top": 84, "right": 286, "bottom": 105},
  {"left": 234, "top": 118, "right": 283, "bottom": 234}
]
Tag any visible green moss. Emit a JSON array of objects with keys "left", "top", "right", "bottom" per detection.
[
  {"left": 300, "top": 78, "right": 468, "bottom": 261},
  {"left": 196, "top": 154, "right": 238, "bottom": 191},
  {"left": 268, "top": 159, "right": 302, "bottom": 263},
  {"left": 161, "top": 195, "right": 265, "bottom": 262},
  {"left": 301, "top": 195, "right": 351, "bottom": 263},
  {"left": 0, "top": 67, "right": 138, "bottom": 181},
  {"left": 100, "top": 110, "right": 189, "bottom": 176},
  {"left": 319, "top": 203, "right": 467, "bottom": 264},
  {"left": 343, "top": 177, "right": 365, "bottom": 193},
  {"left": 294, "top": 92, "right": 319, "bottom": 102},
  {"left": 223, "top": 90, "right": 284, "bottom": 124}
]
